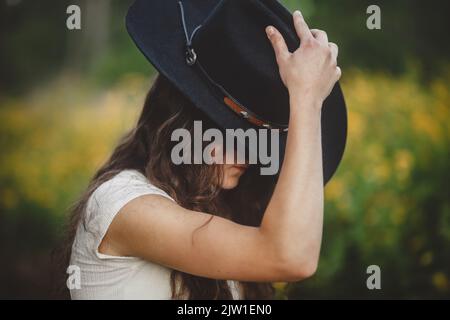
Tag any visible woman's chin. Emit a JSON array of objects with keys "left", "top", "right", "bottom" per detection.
[{"left": 221, "top": 177, "right": 241, "bottom": 190}]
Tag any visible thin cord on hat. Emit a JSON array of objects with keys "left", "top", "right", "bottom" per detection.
[
  {"left": 178, "top": 1, "right": 202, "bottom": 47},
  {"left": 177, "top": 1, "right": 244, "bottom": 111}
]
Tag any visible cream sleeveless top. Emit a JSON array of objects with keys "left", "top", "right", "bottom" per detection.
[{"left": 69, "top": 169, "right": 243, "bottom": 300}]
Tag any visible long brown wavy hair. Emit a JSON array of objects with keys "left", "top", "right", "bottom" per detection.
[{"left": 58, "top": 74, "right": 276, "bottom": 299}]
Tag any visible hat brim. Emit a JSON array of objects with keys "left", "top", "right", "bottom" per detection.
[{"left": 126, "top": 0, "right": 347, "bottom": 185}]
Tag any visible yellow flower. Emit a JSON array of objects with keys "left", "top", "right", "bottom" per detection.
[
  {"left": 325, "top": 178, "right": 344, "bottom": 201},
  {"left": 412, "top": 111, "right": 441, "bottom": 144},
  {"left": 394, "top": 149, "right": 414, "bottom": 182},
  {"left": 432, "top": 272, "right": 449, "bottom": 291},
  {"left": 347, "top": 110, "right": 366, "bottom": 140},
  {"left": 273, "top": 282, "right": 288, "bottom": 291}
]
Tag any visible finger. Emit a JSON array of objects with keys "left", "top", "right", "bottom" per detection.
[
  {"left": 328, "top": 42, "right": 338, "bottom": 61},
  {"left": 293, "top": 10, "right": 313, "bottom": 42},
  {"left": 266, "top": 26, "right": 290, "bottom": 63},
  {"left": 310, "top": 29, "right": 328, "bottom": 44},
  {"left": 336, "top": 66, "right": 342, "bottom": 80}
]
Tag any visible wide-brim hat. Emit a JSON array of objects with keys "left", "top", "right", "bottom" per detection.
[{"left": 126, "top": 0, "right": 347, "bottom": 185}]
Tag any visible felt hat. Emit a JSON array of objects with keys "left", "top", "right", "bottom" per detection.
[{"left": 126, "top": 0, "right": 347, "bottom": 184}]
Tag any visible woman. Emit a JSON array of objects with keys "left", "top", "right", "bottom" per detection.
[{"left": 64, "top": 7, "right": 342, "bottom": 299}]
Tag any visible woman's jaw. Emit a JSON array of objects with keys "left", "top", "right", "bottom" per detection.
[{"left": 221, "top": 163, "right": 249, "bottom": 189}]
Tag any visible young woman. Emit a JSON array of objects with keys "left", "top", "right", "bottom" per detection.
[{"left": 63, "top": 10, "right": 341, "bottom": 299}]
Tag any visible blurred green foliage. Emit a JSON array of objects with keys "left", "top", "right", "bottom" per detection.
[{"left": 0, "top": 0, "right": 449, "bottom": 299}]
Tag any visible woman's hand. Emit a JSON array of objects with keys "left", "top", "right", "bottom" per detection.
[{"left": 266, "top": 10, "right": 341, "bottom": 109}]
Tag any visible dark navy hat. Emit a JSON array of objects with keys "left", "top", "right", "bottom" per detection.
[{"left": 126, "top": 0, "right": 347, "bottom": 184}]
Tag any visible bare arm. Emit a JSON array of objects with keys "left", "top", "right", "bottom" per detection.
[
  {"left": 100, "top": 10, "right": 341, "bottom": 282},
  {"left": 260, "top": 13, "right": 341, "bottom": 275}
]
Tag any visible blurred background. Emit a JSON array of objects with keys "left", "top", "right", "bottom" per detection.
[{"left": 0, "top": 0, "right": 449, "bottom": 299}]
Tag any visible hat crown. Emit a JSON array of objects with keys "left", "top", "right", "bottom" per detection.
[{"left": 190, "top": 0, "right": 299, "bottom": 126}]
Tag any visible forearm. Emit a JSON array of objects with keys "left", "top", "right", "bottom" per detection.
[{"left": 260, "top": 94, "right": 324, "bottom": 268}]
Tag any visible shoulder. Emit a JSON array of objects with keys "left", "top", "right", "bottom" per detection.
[{"left": 85, "top": 169, "right": 174, "bottom": 236}]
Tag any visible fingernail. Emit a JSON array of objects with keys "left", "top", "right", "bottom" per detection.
[
  {"left": 266, "top": 26, "right": 274, "bottom": 37},
  {"left": 294, "top": 10, "right": 302, "bottom": 17}
]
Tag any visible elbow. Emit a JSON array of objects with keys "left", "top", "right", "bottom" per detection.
[
  {"left": 274, "top": 249, "right": 319, "bottom": 282},
  {"left": 280, "top": 259, "right": 318, "bottom": 282},
  {"left": 259, "top": 229, "right": 320, "bottom": 282}
]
